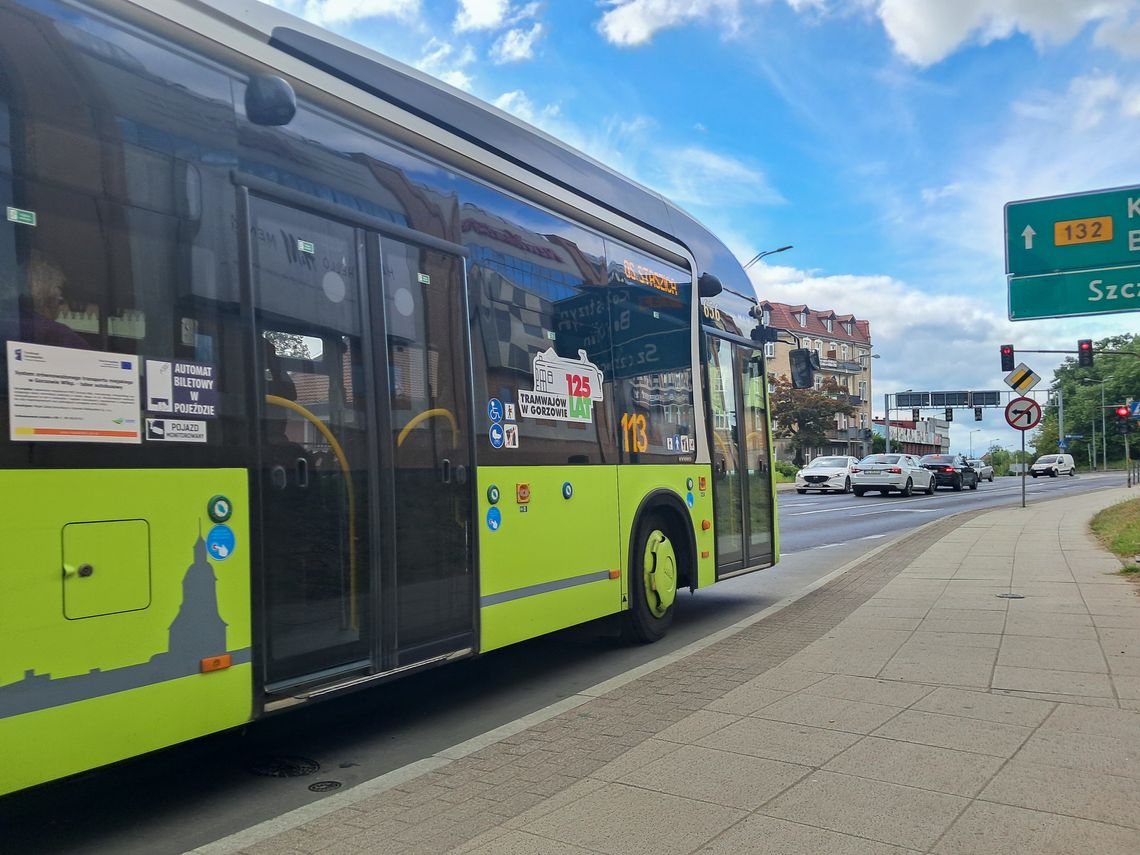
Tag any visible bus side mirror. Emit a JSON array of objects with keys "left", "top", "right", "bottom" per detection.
[
  {"left": 698, "top": 273, "right": 722, "bottom": 297},
  {"left": 788, "top": 348, "right": 818, "bottom": 389},
  {"left": 246, "top": 75, "right": 297, "bottom": 126}
]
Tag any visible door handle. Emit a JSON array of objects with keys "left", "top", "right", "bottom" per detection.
[
  {"left": 441, "top": 458, "right": 451, "bottom": 484},
  {"left": 296, "top": 457, "right": 309, "bottom": 489}
]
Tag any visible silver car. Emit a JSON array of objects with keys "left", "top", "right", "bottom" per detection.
[
  {"left": 968, "top": 458, "right": 994, "bottom": 482},
  {"left": 852, "top": 453, "right": 935, "bottom": 497},
  {"left": 794, "top": 455, "right": 859, "bottom": 494}
]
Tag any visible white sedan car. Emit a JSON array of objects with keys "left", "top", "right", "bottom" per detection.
[
  {"left": 852, "top": 453, "right": 935, "bottom": 497},
  {"left": 794, "top": 455, "right": 860, "bottom": 494}
]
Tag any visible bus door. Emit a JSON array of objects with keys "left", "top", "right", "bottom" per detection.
[
  {"left": 249, "top": 196, "right": 475, "bottom": 690},
  {"left": 375, "top": 237, "right": 473, "bottom": 667},
  {"left": 249, "top": 197, "right": 378, "bottom": 689},
  {"left": 707, "top": 335, "right": 774, "bottom": 576}
]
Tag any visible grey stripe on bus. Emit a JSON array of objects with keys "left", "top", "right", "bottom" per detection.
[{"left": 480, "top": 570, "right": 613, "bottom": 607}]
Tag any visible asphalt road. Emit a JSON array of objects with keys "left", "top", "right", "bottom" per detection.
[{"left": 0, "top": 471, "right": 1125, "bottom": 855}]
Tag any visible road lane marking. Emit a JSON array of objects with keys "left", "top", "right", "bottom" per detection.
[
  {"left": 859, "top": 534, "right": 887, "bottom": 540},
  {"left": 852, "top": 508, "right": 936, "bottom": 517}
]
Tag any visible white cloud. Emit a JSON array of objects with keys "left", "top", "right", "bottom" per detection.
[
  {"left": 747, "top": 262, "right": 1082, "bottom": 416},
  {"left": 266, "top": 0, "right": 421, "bottom": 26},
  {"left": 416, "top": 37, "right": 477, "bottom": 91},
  {"left": 455, "top": 0, "right": 511, "bottom": 31},
  {"left": 597, "top": 0, "right": 743, "bottom": 46},
  {"left": 491, "top": 23, "right": 545, "bottom": 62},
  {"left": 594, "top": 0, "right": 1138, "bottom": 64},
  {"left": 651, "top": 146, "right": 784, "bottom": 207},
  {"left": 492, "top": 89, "right": 561, "bottom": 124},
  {"left": 1094, "top": 9, "right": 1140, "bottom": 57},
  {"left": 874, "top": 0, "right": 1135, "bottom": 67}
]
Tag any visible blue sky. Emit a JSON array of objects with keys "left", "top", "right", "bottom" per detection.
[{"left": 266, "top": 0, "right": 1140, "bottom": 454}]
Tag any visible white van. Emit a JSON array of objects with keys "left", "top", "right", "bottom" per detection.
[{"left": 1030, "top": 454, "right": 1075, "bottom": 477}]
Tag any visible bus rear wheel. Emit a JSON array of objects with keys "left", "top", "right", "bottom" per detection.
[{"left": 624, "top": 511, "right": 679, "bottom": 643}]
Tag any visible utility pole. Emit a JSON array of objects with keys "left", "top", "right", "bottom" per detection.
[
  {"left": 1056, "top": 387, "right": 1064, "bottom": 453},
  {"left": 884, "top": 392, "right": 891, "bottom": 454}
]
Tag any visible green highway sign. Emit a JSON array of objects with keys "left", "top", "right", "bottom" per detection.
[
  {"left": 1006, "top": 185, "right": 1140, "bottom": 278},
  {"left": 1009, "top": 264, "right": 1140, "bottom": 320}
]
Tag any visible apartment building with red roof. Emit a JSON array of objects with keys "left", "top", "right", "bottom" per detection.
[{"left": 757, "top": 300, "right": 875, "bottom": 460}]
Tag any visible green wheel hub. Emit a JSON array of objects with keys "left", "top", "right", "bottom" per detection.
[{"left": 641, "top": 528, "right": 677, "bottom": 618}]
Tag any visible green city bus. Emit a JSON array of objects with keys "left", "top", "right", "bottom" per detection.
[{"left": 0, "top": 0, "right": 777, "bottom": 796}]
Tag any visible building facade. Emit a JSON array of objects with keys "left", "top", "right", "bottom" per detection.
[
  {"left": 871, "top": 418, "right": 951, "bottom": 456},
  {"left": 759, "top": 300, "right": 874, "bottom": 461}
]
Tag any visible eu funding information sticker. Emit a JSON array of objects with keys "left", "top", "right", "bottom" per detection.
[
  {"left": 519, "top": 347, "right": 604, "bottom": 423},
  {"left": 7, "top": 341, "right": 141, "bottom": 443}
]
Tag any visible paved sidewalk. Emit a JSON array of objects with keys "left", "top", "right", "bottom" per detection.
[{"left": 205, "top": 487, "right": 1140, "bottom": 855}]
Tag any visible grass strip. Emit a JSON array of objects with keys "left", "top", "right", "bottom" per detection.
[{"left": 1091, "top": 498, "right": 1140, "bottom": 574}]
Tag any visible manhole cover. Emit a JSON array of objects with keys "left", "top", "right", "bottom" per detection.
[
  {"left": 308, "top": 780, "right": 342, "bottom": 793},
  {"left": 249, "top": 756, "right": 320, "bottom": 778}
]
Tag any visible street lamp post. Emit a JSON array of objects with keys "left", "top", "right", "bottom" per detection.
[
  {"left": 742, "top": 245, "right": 793, "bottom": 270},
  {"left": 1080, "top": 379, "right": 1108, "bottom": 471},
  {"left": 969, "top": 429, "right": 981, "bottom": 457}
]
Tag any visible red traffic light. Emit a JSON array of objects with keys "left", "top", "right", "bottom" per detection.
[
  {"left": 1079, "top": 341, "right": 1092, "bottom": 351},
  {"left": 1000, "top": 345, "right": 1013, "bottom": 355},
  {"left": 1116, "top": 406, "right": 1130, "bottom": 418}
]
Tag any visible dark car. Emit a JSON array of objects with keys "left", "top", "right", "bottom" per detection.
[{"left": 919, "top": 454, "right": 979, "bottom": 491}]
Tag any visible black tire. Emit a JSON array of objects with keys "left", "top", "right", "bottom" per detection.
[
  {"left": 843, "top": 477, "right": 852, "bottom": 494},
  {"left": 1031, "top": 473, "right": 1038, "bottom": 478},
  {"left": 952, "top": 476, "right": 963, "bottom": 492},
  {"left": 989, "top": 474, "right": 994, "bottom": 482},
  {"left": 969, "top": 476, "right": 978, "bottom": 490},
  {"left": 796, "top": 489, "right": 807, "bottom": 494},
  {"left": 925, "top": 477, "right": 935, "bottom": 495},
  {"left": 623, "top": 511, "right": 679, "bottom": 643},
  {"left": 901, "top": 478, "right": 913, "bottom": 497},
  {"left": 1069, "top": 469, "right": 1076, "bottom": 477},
  {"left": 1049, "top": 470, "right": 1058, "bottom": 478},
  {"left": 853, "top": 488, "right": 866, "bottom": 496}
]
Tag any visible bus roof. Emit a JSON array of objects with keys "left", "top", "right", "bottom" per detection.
[{"left": 188, "top": 0, "right": 755, "bottom": 297}]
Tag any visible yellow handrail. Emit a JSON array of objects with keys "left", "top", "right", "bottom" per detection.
[
  {"left": 396, "top": 407, "right": 459, "bottom": 449},
  {"left": 264, "top": 394, "right": 359, "bottom": 630}
]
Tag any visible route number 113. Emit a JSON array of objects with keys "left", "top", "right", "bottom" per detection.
[{"left": 621, "top": 412, "right": 648, "bottom": 453}]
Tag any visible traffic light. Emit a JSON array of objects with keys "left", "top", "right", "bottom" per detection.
[
  {"left": 912, "top": 408, "right": 920, "bottom": 421},
  {"left": 1078, "top": 339, "right": 1094, "bottom": 367},
  {"left": 788, "top": 348, "right": 819, "bottom": 389},
  {"left": 945, "top": 407, "right": 953, "bottom": 422},
  {"left": 1000, "top": 344, "right": 1015, "bottom": 372},
  {"left": 1115, "top": 405, "right": 1133, "bottom": 434},
  {"left": 974, "top": 407, "right": 983, "bottom": 421}
]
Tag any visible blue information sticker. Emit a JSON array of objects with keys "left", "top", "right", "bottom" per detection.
[
  {"left": 489, "top": 423, "right": 505, "bottom": 449},
  {"left": 562, "top": 481, "right": 573, "bottom": 500},
  {"left": 686, "top": 492, "right": 695, "bottom": 508},
  {"left": 487, "top": 398, "right": 504, "bottom": 423},
  {"left": 206, "top": 524, "right": 236, "bottom": 561},
  {"left": 486, "top": 507, "right": 502, "bottom": 532}
]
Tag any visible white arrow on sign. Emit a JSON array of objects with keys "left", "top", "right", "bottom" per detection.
[{"left": 1022, "top": 225, "right": 1036, "bottom": 250}]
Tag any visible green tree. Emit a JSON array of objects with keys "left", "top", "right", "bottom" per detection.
[
  {"left": 769, "top": 374, "right": 858, "bottom": 466},
  {"left": 871, "top": 432, "right": 886, "bottom": 453},
  {"left": 1030, "top": 333, "right": 1140, "bottom": 467}
]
